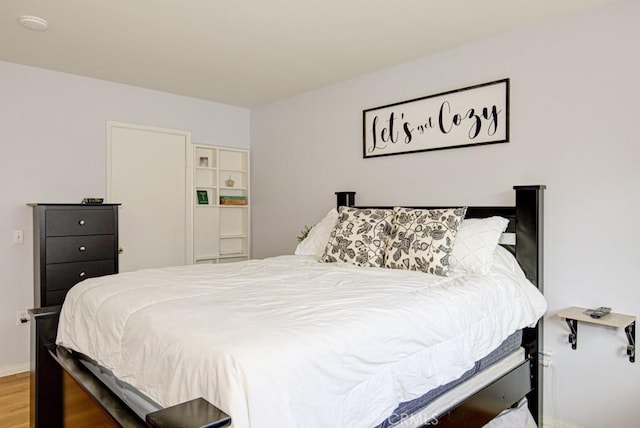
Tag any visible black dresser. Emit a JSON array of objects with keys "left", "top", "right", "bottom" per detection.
[{"left": 29, "top": 204, "right": 120, "bottom": 307}]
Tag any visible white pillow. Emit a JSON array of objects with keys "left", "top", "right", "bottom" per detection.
[
  {"left": 450, "top": 216, "right": 509, "bottom": 274},
  {"left": 294, "top": 209, "right": 339, "bottom": 258},
  {"left": 491, "top": 245, "right": 526, "bottom": 280}
]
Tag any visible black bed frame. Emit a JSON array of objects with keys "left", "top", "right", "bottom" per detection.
[{"left": 29, "top": 185, "right": 544, "bottom": 428}]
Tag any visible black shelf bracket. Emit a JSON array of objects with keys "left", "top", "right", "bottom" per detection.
[
  {"left": 626, "top": 321, "right": 635, "bottom": 363},
  {"left": 566, "top": 318, "right": 578, "bottom": 350}
]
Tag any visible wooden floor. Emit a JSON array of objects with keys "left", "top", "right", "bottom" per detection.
[
  {"left": 0, "top": 372, "right": 29, "bottom": 428},
  {"left": 0, "top": 371, "right": 115, "bottom": 428}
]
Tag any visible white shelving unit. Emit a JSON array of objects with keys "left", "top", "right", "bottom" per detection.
[{"left": 194, "top": 145, "right": 249, "bottom": 264}]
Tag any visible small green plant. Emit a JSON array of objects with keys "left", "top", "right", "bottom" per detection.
[{"left": 297, "top": 225, "right": 313, "bottom": 242}]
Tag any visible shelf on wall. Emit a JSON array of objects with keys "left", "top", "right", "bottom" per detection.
[{"left": 558, "top": 306, "right": 636, "bottom": 363}]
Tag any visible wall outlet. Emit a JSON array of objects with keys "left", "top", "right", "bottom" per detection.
[
  {"left": 13, "top": 230, "right": 24, "bottom": 245},
  {"left": 16, "top": 309, "right": 30, "bottom": 326}
]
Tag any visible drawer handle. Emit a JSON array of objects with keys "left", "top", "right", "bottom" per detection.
[
  {"left": 79, "top": 271, "right": 86, "bottom": 278},
  {"left": 79, "top": 246, "right": 87, "bottom": 252},
  {"left": 79, "top": 220, "right": 86, "bottom": 226}
]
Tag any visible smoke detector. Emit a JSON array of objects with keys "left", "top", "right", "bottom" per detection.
[{"left": 19, "top": 15, "right": 49, "bottom": 32}]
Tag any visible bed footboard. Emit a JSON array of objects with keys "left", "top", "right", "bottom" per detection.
[
  {"left": 30, "top": 307, "right": 63, "bottom": 427},
  {"left": 29, "top": 306, "right": 231, "bottom": 428}
]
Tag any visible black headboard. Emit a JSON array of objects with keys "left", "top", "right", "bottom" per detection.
[
  {"left": 335, "top": 185, "right": 544, "bottom": 289},
  {"left": 335, "top": 185, "right": 546, "bottom": 424}
]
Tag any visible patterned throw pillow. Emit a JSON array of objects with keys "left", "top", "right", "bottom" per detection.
[
  {"left": 385, "top": 207, "right": 467, "bottom": 276},
  {"left": 320, "top": 207, "right": 394, "bottom": 267}
]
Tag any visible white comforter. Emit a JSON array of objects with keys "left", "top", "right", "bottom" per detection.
[{"left": 57, "top": 254, "right": 546, "bottom": 428}]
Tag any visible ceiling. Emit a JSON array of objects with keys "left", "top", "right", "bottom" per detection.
[{"left": 0, "top": 0, "right": 620, "bottom": 108}]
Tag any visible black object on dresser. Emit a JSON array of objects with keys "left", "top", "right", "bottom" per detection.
[{"left": 29, "top": 204, "right": 120, "bottom": 307}]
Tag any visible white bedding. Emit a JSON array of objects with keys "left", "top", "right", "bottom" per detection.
[{"left": 57, "top": 254, "right": 546, "bottom": 428}]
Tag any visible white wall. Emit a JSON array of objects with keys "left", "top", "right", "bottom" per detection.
[
  {"left": 0, "top": 61, "right": 249, "bottom": 373},
  {"left": 250, "top": 1, "right": 640, "bottom": 426}
]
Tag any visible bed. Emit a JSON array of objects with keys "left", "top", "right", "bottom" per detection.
[{"left": 29, "top": 185, "right": 545, "bottom": 428}]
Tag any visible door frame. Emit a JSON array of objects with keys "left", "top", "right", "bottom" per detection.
[{"left": 106, "top": 121, "right": 194, "bottom": 266}]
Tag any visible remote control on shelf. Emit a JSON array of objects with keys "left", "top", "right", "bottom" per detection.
[{"left": 584, "top": 307, "right": 612, "bottom": 319}]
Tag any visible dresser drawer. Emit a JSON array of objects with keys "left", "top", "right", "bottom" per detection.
[
  {"left": 31, "top": 203, "right": 120, "bottom": 308},
  {"left": 46, "top": 259, "right": 116, "bottom": 291},
  {"left": 46, "top": 235, "right": 116, "bottom": 264},
  {"left": 46, "top": 209, "right": 115, "bottom": 237}
]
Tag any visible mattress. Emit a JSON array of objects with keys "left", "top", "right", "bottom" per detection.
[
  {"left": 394, "top": 349, "right": 527, "bottom": 428},
  {"left": 57, "top": 254, "right": 546, "bottom": 428},
  {"left": 79, "top": 330, "right": 523, "bottom": 423},
  {"left": 377, "top": 330, "right": 523, "bottom": 428}
]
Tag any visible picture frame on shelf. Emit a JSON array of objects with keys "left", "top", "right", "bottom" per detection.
[
  {"left": 199, "top": 156, "right": 209, "bottom": 167},
  {"left": 196, "top": 190, "right": 209, "bottom": 205}
]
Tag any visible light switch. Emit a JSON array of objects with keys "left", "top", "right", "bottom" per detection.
[{"left": 13, "top": 230, "right": 24, "bottom": 245}]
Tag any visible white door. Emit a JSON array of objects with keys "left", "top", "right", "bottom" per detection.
[{"left": 107, "top": 122, "right": 193, "bottom": 272}]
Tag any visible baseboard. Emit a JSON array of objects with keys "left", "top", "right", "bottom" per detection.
[
  {"left": 542, "top": 416, "right": 583, "bottom": 428},
  {"left": 0, "top": 361, "right": 29, "bottom": 377}
]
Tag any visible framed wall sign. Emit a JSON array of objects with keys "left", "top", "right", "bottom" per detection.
[{"left": 363, "top": 79, "right": 509, "bottom": 158}]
